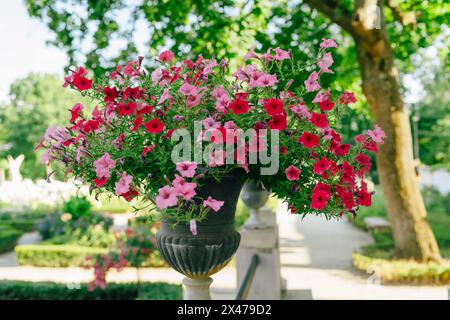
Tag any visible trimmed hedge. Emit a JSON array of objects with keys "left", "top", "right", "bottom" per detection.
[
  {"left": 0, "top": 281, "right": 181, "bottom": 300},
  {"left": 15, "top": 245, "right": 108, "bottom": 267},
  {"left": 353, "top": 253, "right": 450, "bottom": 285},
  {"left": 15, "top": 244, "right": 167, "bottom": 268},
  {"left": 0, "top": 229, "right": 22, "bottom": 254},
  {"left": 0, "top": 219, "right": 36, "bottom": 233}
]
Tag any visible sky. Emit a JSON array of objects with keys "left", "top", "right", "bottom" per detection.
[
  {"left": 0, "top": 1, "right": 437, "bottom": 105},
  {"left": 0, "top": 1, "right": 67, "bottom": 102}
]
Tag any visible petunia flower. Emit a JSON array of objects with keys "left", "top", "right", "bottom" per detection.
[
  {"left": 367, "top": 125, "right": 386, "bottom": 144},
  {"left": 115, "top": 172, "right": 133, "bottom": 195},
  {"left": 317, "top": 52, "right": 334, "bottom": 73},
  {"left": 304, "top": 72, "right": 321, "bottom": 92},
  {"left": 285, "top": 165, "right": 301, "bottom": 181},
  {"left": 155, "top": 186, "right": 178, "bottom": 209},
  {"left": 203, "top": 196, "right": 224, "bottom": 212},
  {"left": 93, "top": 153, "right": 116, "bottom": 178},
  {"left": 190, "top": 219, "right": 198, "bottom": 236},
  {"left": 176, "top": 161, "right": 198, "bottom": 178}
]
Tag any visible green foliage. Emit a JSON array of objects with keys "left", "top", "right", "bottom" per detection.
[
  {"left": 62, "top": 196, "right": 92, "bottom": 219},
  {"left": 38, "top": 203, "right": 113, "bottom": 240},
  {"left": 0, "top": 228, "right": 22, "bottom": 253},
  {"left": 353, "top": 253, "right": 450, "bottom": 285},
  {"left": 15, "top": 244, "right": 108, "bottom": 267},
  {"left": 0, "top": 74, "right": 93, "bottom": 179},
  {"left": 354, "top": 186, "right": 450, "bottom": 258},
  {"left": 0, "top": 281, "right": 181, "bottom": 300}
]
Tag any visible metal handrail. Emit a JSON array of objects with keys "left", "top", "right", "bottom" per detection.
[{"left": 235, "top": 254, "right": 259, "bottom": 300}]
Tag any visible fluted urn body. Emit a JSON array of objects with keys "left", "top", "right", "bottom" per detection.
[{"left": 156, "top": 169, "right": 247, "bottom": 279}]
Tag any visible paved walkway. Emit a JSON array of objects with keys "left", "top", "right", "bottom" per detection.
[{"left": 0, "top": 205, "right": 448, "bottom": 299}]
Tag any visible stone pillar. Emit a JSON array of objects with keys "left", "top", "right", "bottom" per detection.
[
  {"left": 183, "top": 277, "right": 213, "bottom": 300},
  {"left": 236, "top": 208, "right": 283, "bottom": 300}
]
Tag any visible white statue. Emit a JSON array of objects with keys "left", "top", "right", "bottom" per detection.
[{"left": 7, "top": 154, "right": 24, "bottom": 183}]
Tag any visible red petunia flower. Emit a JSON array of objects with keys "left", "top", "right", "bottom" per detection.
[
  {"left": 268, "top": 113, "right": 287, "bottom": 131},
  {"left": 299, "top": 132, "right": 319, "bottom": 148},
  {"left": 70, "top": 103, "right": 84, "bottom": 123},
  {"left": 355, "top": 153, "right": 371, "bottom": 165},
  {"left": 313, "top": 157, "right": 331, "bottom": 175},
  {"left": 121, "top": 189, "right": 139, "bottom": 202},
  {"left": 264, "top": 98, "right": 284, "bottom": 116},
  {"left": 103, "top": 87, "right": 117, "bottom": 102},
  {"left": 93, "top": 177, "right": 108, "bottom": 188},
  {"left": 310, "top": 112, "right": 329, "bottom": 128},
  {"left": 357, "top": 190, "right": 372, "bottom": 206},
  {"left": 132, "top": 116, "right": 143, "bottom": 132},
  {"left": 119, "top": 102, "right": 136, "bottom": 116},
  {"left": 311, "top": 190, "right": 330, "bottom": 211},
  {"left": 229, "top": 98, "right": 250, "bottom": 114},
  {"left": 285, "top": 165, "right": 301, "bottom": 181},
  {"left": 339, "top": 190, "right": 356, "bottom": 210},
  {"left": 332, "top": 143, "right": 351, "bottom": 156},
  {"left": 340, "top": 91, "right": 357, "bottom": 104},
  {"left": 144, "top": 118, "right": 165, "bottom": 134},
  {"left": 159, "top": 50, "right": 175, "bottom": 63},
  {"left": 318, "top": 99, "right": 335, "bottom": 111},
  {"left": 313, "top": 182, "right": 331, "bottom": 195},
  {"left": 71, "top": 67, "right": 93, "bottom": 91},
  {"left": 83, "top": 119, "right": 100, "bottom": 133}
]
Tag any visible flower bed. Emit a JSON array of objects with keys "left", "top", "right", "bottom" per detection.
[
  {"left": 0, "top": 281, "right": 181, "bottom": 300},
  {"left": 353, "top": 253, "right": 450, "bottom": 285}
]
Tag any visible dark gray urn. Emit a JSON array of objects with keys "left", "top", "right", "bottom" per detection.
[{"left": 156, "top": 169, "right": 247, "bottom": 279}]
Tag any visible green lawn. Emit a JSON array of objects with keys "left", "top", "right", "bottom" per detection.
[{"left": 352, "top": 186, "right": 450, "bottom": 258}]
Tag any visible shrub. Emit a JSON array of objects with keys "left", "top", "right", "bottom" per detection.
[
  {"left": 0, "top": 228, "right": 22, "bottom": 253},
  {"left": 15, "top": 245, "right": 108, "bottom": 267},
  {"left": 62, "top": 196, "right": 92, "bottom": 219},
  {"left": 38, "top": 211, "right": 113, "bottom": 240},
  {"left": 0, "top": 281, "right": 181, "bottom": 300},
  {"left": 353, "top": 253, "right": 450, "bottom": 285}
]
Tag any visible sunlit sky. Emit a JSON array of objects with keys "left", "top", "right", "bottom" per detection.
[{"left": 0, "top": 1, "right": 432, "bottom": 104}]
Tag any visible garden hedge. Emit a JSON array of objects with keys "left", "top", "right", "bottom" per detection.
[
  {"left": 15, "top": 244, "right": 167, "bottom": 268},
  {"left": 0, "top": 281, "right": 181, "bottom": 300},
  {"left": 353, "top": 253, "right": 450, "bottom": 285},
  {"left": 0, "top": 228, "right": 22, "bottom": 254},
  {"left": 15, "top": 244, "right": 108, "bottom": 267}
]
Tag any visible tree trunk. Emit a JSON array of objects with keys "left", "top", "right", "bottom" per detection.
[{"left": 354, "top": 24, "right": 441, "bottom": 262}]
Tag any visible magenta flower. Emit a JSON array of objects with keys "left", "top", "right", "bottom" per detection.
[
  {"left": 155, "top": 186, "right": 178, "bottom": 209},
  {"left": 304, "top": 72, "right": 321, "bottom": 92},
  {"left": 312, "top": 89, "right": 331, "bottom": 103},
  {"left": 176, "top": 161, "right": 198, "bottom": 178},
  {"left": 202, "top": 117, "right": 220, "bottom": 130},
  {"left": 203, "top": 196, "right": 224, "bottom": 212},
  {"left": 367, "top": 125, "right": 386, "bottom": 144},
  {"left": 158, "top": 88, "right": 171, "bottom": 104},
  {"left": 285, "top": 165, "right": 301, "bottom": 181},
  {"left": 94, "top": 153, "right": 116, "bottom": 178},
  {"left": 115, "top": 172, "right": 133, "bottom": 195}
]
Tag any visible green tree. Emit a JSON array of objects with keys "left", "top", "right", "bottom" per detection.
[
  {"left": 0, "top": 74, "right": 91, "bottom": 179},
  {"left": 24, "top": 0, "right": 449, "bottom": 261}
]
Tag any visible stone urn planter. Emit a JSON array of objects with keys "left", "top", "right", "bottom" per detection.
[
  {"left": 156, "top": 169, "right": 247, "bottom": 299},
  {"left": 240, "top": 180, "right": 270, "bottom": 229}
]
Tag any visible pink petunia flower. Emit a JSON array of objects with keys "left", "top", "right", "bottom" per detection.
[
  {"left": 174, "top": 180, "right": 197, "bottom": 200},
  {"left": 367, "top": 125, "right": 386, "bottom": 144},
  {"left": 304, "top": 72, "right": 321, "bottom": 92},
  {"left": 179, "top": 82, "right": 198, "bottom": 96},
  {"left": 176, "top": 161, "right": 198, "bottom": 178},
  {"left": 274, "top": 47, "right": 290, "bottom": 60},
  {"left": 320, "top": 38, "right": 338, "bottom": 49},
  {"left": 190, "top": 219, "right": 197, "bottom": 236},
  {"left": 155, "top": 186, "right": 178, "bottom": 209},
  {"left": 94, "top": 153, "right": 116, "bottom": 178},
  {"left": 115, "top": 172, "right": 133, "bottom": 195},
  {"left": 203, "top": 196, "right": 224, "bottom": 212},
  {"left": 312, "top": 89, "right": 331, "bottom": 103},
  {"left": 317, "top": 52, "right": 334, "bottom": 73},
  {"left": 158, "top": 88, "right": 171, "bottom": 105},
  {"left": 202, "top": 117, "right": 221, "bottom": 130}
]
